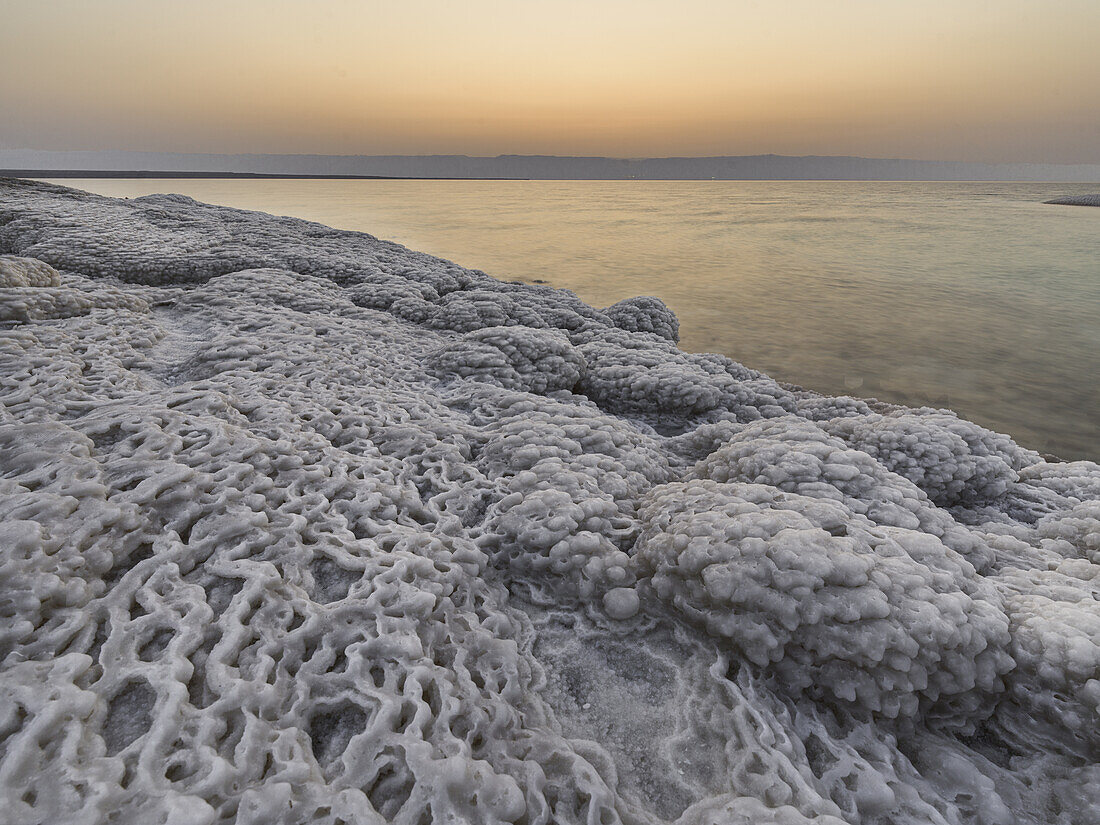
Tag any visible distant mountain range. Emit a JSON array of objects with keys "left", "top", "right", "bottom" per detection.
[{"left": 3, "top": 150, "right": 1100, "bottom": 181}]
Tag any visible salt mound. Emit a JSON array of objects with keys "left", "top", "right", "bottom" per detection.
[
  {"left": 0, "top": 255, "right": 61, "bottom": 287},
  {"left": 1, "top": 178, "right": 1098, "bottom": 825},
  {"left": 603, "top": 295, "right": 681, "bottom": 342},
  {"left": 427, "top": 325, "right": 587, "bottom": 394}
]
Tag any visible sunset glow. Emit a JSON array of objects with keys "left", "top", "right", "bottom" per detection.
[{"left": 3, "top": 0, "right": 1099, "bottom": 162}]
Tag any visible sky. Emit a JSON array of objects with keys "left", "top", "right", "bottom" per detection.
[{"left": 2, "top": 0, "right": 1099, "bottom": 163}]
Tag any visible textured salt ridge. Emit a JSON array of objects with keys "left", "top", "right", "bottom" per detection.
[
  {"left": 0, "top": 177, "right": 1098, "bottom": 825},
  {"left": 1044, "top": 194, "right": 1100, "bottom": 207}
]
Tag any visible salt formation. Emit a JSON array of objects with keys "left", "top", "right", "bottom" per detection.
[{"left": 0, "top": 178, "right": 1097, "bottom": 825}]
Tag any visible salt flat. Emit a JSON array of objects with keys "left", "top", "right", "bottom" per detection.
[{"left": 1, "top": 178, "right": 1097, "bottom": 825}]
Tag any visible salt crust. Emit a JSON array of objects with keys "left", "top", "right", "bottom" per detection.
[{"left": 0, "top": 178, "right": 1098, "bottom": 825}]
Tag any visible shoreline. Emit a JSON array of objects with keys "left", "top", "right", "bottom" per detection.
[
  {"left": 1045, "top": 194, "right": 1100, "bottom": 206},
  {"left": 38, "top": 175, "right": 1096, "bottom": 461}
]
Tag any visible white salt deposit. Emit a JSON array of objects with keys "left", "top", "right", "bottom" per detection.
[{"left": 1, "top": 178, "right": 1098, "bottom": 825}]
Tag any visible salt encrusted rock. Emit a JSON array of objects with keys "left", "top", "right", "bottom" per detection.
[
  {"left": 694, "top": 418, "right": 996, "bottom": 570},
  {"left": 602, "top": 586, "right": 641, "bottom": 619},
  {"left": 578, "top": 337, "right": 725, "bottom": 415},
  {"left": 0, "top": 254, "right": 61, "bottom": 286},
  {"left": 993, "top": 558, "right": 1100, "bottom": 757},
  {"left": 604, "top": 295, "right": 681, "bottom": 341},
  {"left": 795, "top": 393, "right": 876, "bottom": 421},
  {"left": 427, "top": 325, "right": 587, "bottom": 395},
  {"left": 0, "top": 285, "right": 150, "bottom": 322},
  {"left": 477, "top": 455, "right": 639, "bottom": 600},
  {"left": 0, "top": 183, "right": 483, "bottom": 292},
  {"left": 1, "top": 177, "right": 1098, "bottom": 825},
  {"left": 471, "top": 393, "right": 673, "bottom": 494},
  {"left": 957, "top": 461, "right": 1100, "bottom": 531},
  {"left": 633, "top": 480, "right": 1013, "bottom": 724},
  {"left": 571, "top": 332, "right": 797, "bottom": 422},
  {"left": 821, "top": 408, "right": 1040, "bottom": 508},
  {"left": 1017, "top": 460, "right": 1100, "bottom": 506},
  {"left": 430, "top": 288, "right": 550, "bottom": 331},
  {"left": 1034, "top": 500, "right": 1100, "bottom": 563},
  {"left": 345, "top": 277, "right": 439, "bottom": 311},
  {"left": 0, "top": 256, "right": 126, "bottom": 321}
]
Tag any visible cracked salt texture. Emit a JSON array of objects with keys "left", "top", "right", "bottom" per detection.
[{"left": 0, "top": 178, "right": 1097, "bottom": 825}]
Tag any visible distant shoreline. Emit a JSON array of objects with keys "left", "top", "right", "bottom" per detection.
[
  {"left": 0, "top": 170, "right": 528, "bottom": 181},
  {"left": 1045, "top": 194, "right": 1100, "bottom": 207},
  {"left": 5, "top": 151, "right": 1100, "bottom": 181},
  {"left": 7, "top": 171, "right": 1100, "bottom": 184}
]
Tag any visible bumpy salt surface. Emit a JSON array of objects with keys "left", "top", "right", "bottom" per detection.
[{"left": 1, "top": 178, "right": 1098, "bottom": 825}]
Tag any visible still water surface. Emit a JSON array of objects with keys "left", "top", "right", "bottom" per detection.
[{"left": 44, "top": 179, "right": 1100, "bottom": 460}]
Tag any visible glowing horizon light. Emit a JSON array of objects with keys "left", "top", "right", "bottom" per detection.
[{"left": 1, "top": 0, "right": 1098, "bottom": 164}]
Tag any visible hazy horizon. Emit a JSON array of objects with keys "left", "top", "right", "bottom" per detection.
[
  {"left": 7, "top": 149, "right": 1100, "bottom": 166},
  {"left": 3, "top": 1, "right": 1099, "bottom": 165},
  {"left": 8, "top": 148, "right": 1100, "bottom": 182}
]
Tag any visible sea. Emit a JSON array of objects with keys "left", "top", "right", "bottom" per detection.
[{"left": 39, "top": 178, "right": 1100, "bottom": 461}]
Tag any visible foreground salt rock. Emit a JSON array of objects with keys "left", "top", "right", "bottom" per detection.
[{"left": 0, "top": 178, "right": 1098, "bottom": 825}]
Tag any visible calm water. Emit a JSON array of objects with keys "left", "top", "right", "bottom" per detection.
[{"left": 42, "top": 179, "right": 1100, "bottom": 460}]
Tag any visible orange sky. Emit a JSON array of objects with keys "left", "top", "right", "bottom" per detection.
[{"left": 2, "top": 0, "right": 1099, "bottom": 162}]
